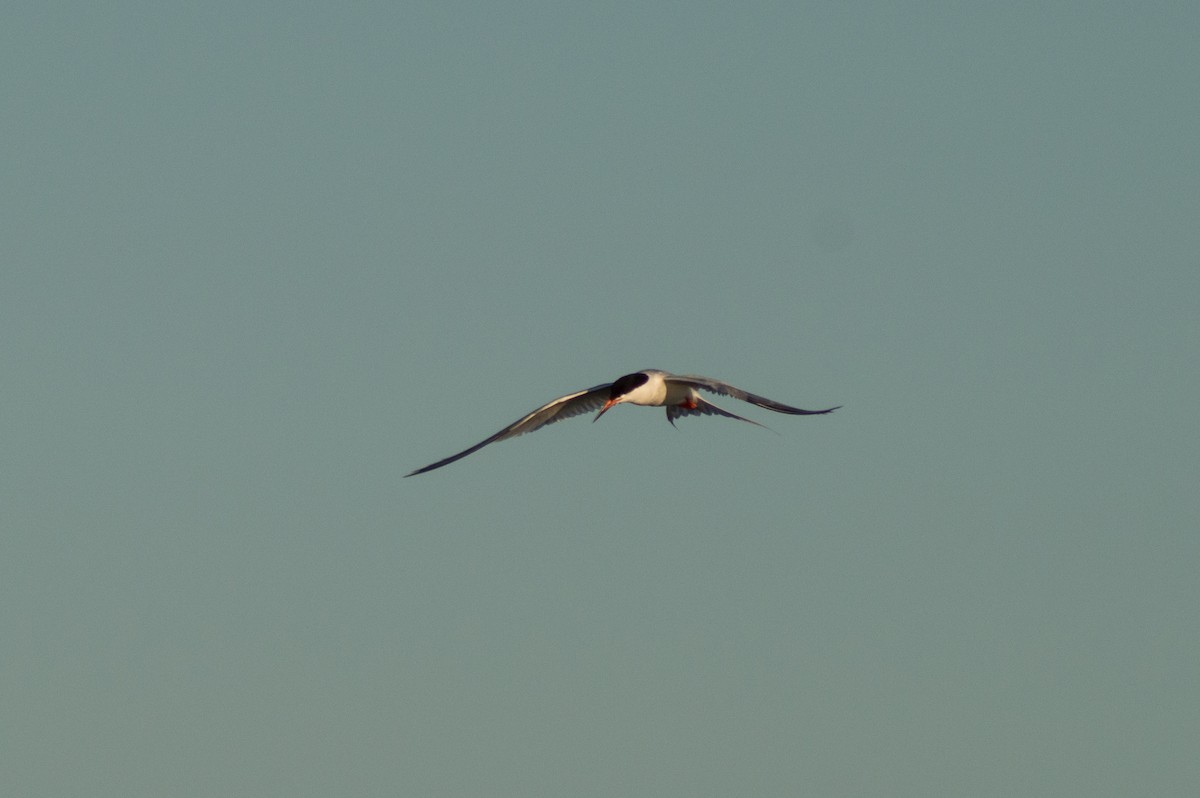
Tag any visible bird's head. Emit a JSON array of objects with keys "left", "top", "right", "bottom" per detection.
[{"left": 593, "top": 371, "right": 650, "bottom": 422}]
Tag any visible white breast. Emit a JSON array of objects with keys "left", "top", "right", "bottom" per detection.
[{"left": 623, "top": 371, "right": 671, "bottom": 406}]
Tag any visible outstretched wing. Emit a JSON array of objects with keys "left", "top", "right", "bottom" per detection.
[
  {"left": 665, "top": 396, "right": 771, "bottom": 430},
  {"left": 406, "top": 382, "right": 612, "bottom": 476},
  {"left": 667, "top": 375, "right": 841, "bottom": 415}
]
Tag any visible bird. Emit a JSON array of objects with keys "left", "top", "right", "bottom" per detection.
[{"left": 405, "top": 369, "right": 839, "bottom": 477}]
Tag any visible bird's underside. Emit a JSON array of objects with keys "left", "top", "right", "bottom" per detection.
[{"left": 664, "top": 395, "right": 768, "bottom": 429}]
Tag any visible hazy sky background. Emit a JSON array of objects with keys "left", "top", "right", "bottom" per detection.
[{"left": 3, "top": 2, "right": 1198, "bottom": 795}]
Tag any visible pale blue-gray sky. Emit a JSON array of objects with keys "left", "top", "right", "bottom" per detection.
[{"left": 3, "top": 2, "right": 1198, "bottom": 796}]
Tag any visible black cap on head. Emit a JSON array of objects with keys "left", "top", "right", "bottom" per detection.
[{"left": 608, "top": 371, "right": 650, "bottom": 399}]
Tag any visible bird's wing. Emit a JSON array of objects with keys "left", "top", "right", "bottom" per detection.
[
  {"left": 667, "top": 375, "right": 841, "bottom": 415},
  {"left": 405, "top": 383, "right": 612, "bottom": 476},
  {"left": 665, "top": 396, "right": 770, "bottom": 430}
]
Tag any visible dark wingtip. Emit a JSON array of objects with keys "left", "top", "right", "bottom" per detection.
[
  {"left": 405, "top": 461, "right": 444, "bottom": 477},
  {"left": 784, "top": 404, "right": 841, "bottom": 415}
]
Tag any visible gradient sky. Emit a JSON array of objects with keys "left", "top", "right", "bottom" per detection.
[{"left": 4, "top": 3, "right": 1198, "bottom": 796}]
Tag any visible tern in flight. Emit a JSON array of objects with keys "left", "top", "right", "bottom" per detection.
[{"left": 406, "top": 369, "right": 839, "bottom": 477}]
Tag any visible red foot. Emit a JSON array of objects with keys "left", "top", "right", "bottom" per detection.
[{"left": 679, "top": 398, "right": 697, "bottom": 410}]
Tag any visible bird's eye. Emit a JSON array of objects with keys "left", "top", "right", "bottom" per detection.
[{"left": 611, "top": 372, "right": 649, "bottom": 396}]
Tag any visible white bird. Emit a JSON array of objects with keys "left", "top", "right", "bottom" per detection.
[{"left": 406, "top": 369, "right": 839, "bottom": 477}]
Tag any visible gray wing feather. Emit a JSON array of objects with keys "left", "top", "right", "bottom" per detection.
[
  {"left": 665, "top": 396, "right": 770, "bottom": 429},
  {"left": 406, "top": 382, "right": 611, "bottom": 476},
  {"left": 668, "top": 375, "right": 840, "bottom": 415}
]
